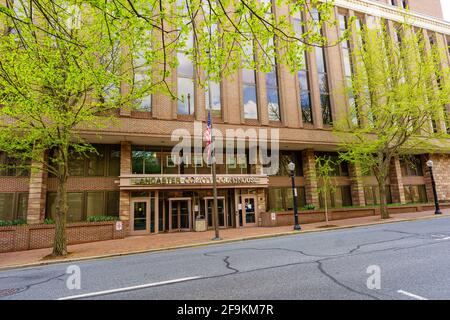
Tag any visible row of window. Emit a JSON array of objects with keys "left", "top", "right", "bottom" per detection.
[{"left": 46, "top": 191, "right": 119, "bottom": 223}]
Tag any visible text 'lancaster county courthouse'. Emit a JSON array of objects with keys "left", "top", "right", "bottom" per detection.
[{"left": 1, "top": 0, "right": 450, "bottom": 236}]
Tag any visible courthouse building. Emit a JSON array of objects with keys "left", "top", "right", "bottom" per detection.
[{"left": 1, "top": 0, "right": 450, "bottom": 236}]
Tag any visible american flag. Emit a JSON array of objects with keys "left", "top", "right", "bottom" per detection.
[{"left": 204, "top": 109, "right": 212, "bottom": 162}]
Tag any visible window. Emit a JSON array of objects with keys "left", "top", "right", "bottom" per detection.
[
  {"left": 293, "top": 17, "right": 313, "bottom": 124},
  {"left": 390, "top": 0, "right": 397, "bottom": 6},
  {"left": 364, "top": 186, "right": 393, "bottom": 206},
  {"left": 133, "top": 50, "right": 152, "bottom": 112},
  {"left": 67, "top": 145, "right": 120, "bottom": 177},
  {"left": 319, "top": 186, "right": 353, "bottom": 208},
  {"left": 0, "top": 193, "right": 14, "bottom": 221},
  {"left": 275, "top": 151, "right": 303, "bottom": 176},
  {"left": 400, "top": 155, "right": 423, "bottom": 176},
  {"left": 131, "top": 146, "right": 162, "bottom": 174},
  {"left": 267, "top": 187, "right": 306, "bottom": 211},
  {"left": 401, "top": 0, "right": 408, "bottom": 9},
  {"left": 0, "top": 152, "right": 30, "bottom": 177},
  {"left": 205, "top": 79, "right": 221, "bottom": 117},
  {"left": 404, "top": 185, "right": 427, "bottom": 203},
  {"left": 339, "top": 13, "right": 358, "bottom": 126},
  {"left": 315, "top": 152, "right": 349, "bottom": 176},
  {"left": 312, "top": 8, "right": 332, "bottom": 125},
  {"left": 46, "top": 191, "right": 119, "bottom": 222},
  {"left": 177, "top": 51, "right": 195, "bottom": 115},
  {"left": 243, "top": 68, "right": 258, "bottom": 120}
]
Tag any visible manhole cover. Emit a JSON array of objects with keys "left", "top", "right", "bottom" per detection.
[{"left": 0, "top": 288, "right": 23, "bottom": 297}]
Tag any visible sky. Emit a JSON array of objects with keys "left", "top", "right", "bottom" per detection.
[{"left": 441, "top": 0, "right": 450, "bottom": 21}]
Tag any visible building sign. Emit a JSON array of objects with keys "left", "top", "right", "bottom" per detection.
[{"left": 130, "top": 175, "right": 261, "bottom": 186}]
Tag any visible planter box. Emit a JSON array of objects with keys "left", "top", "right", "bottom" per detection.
[{"left": 0, "top": 221, "right": 129, "bottom": 253}]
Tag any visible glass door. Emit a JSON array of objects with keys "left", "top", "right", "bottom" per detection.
[
  {"left": 168, "top": 198, "right": 192, "bottom": 232},
  {"left": 242, "top": 196, "right": 257, "bottom": 227},
  {"left": 131, "top": 199, "right": 150, "bottom": 234},
  {"left": 204, "top": 197, "right": 226, "bottom": 228}
]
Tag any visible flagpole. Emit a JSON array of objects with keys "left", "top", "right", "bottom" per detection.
[{"left": 206, "top": 18, "right": 220, "bottom": 241}]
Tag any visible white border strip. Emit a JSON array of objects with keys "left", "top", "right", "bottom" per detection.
[{"left": 57, "top": 276, "right": 200, "bottom": 300}]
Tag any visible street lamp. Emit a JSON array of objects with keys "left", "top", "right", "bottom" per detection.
[
  {"left": 426, "top": 160, "right": 442, "bottom": 215},
  {"left": 288, "top": 161, "right": 301, "bottom": 231}
]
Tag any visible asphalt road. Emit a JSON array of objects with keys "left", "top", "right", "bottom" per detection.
[{"left": 1, "top": 216, "right": 450, "bottom": 300}]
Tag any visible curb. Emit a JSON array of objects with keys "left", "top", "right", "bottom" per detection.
[{"left": 0, "top": 213, "right": 448, "bottom": 272}]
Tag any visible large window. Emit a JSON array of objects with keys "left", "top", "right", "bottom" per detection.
[
  {"left": 364, "top": 186, "right": 393, "bottom": 206},
  {"left": 319, "top": 186, "right": 353, "bottom": 208},
  {"left": 404, "top": 185, "right": 428, "bottom": 204},
  {"left": 275, "top": 151, "right": 303, "bottom": 176},
  {"left": 177, "top": 51, "right": 195, "bottom": 115},
  {"left": 339, "top": 13, "right": 358, "bottom": 126},
  {"left": 132, "top": 146, "right": 253, "bottom": 175},
  {"left": 315, "top": 152, "right": 349, "bottom": 176},
  {"left": 400, "top": 155, "right": 423, "bottom": 176},
  {"left": 205, "top": 79, "right": 221, "bottom": 117},
  {"left": 133, "top": 50, "right": 152, "bottom": 112},
  {"left": 0, "top": 152, "right": 30, "bottom": 177},
  {"left": 0, "top": 192, "right": 28, "bottom": 221},
  {"left": 267, "top": 187, "right": 306, "bottom": 211},
  {"left": 243, "top": 68, "right": 258, "bottom": 120},
  {"left": 131, "top": 146, "right": 162, "bottom": 174},
  {"left": 46, "top": 191, "right": 119, "bottom": 223},
  {"left": 293, "top": 17, "right": 313, "bottom": 124},
  {"left": 266, "top": 66, "right": 280, "bottom": 121},
  {"left": 312, "top": 8, "right": 332, "bottom": 125},
  {"left": 68, "top": 144, "right": 120, "bottom": 177}
]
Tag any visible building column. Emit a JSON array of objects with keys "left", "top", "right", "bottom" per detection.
[
  {"left": 349, "top": 162, "right": 366, "bottom": 206},
  {"left": 27, "top": 158, "right": 47, "bottom": 224},
  {"left": 389, "top": 156, "right": 406, "bottom": 204},
  {"left": 302, "top": 149, "right": 319, "bottom": 207},
  {"left": 423, "top": 154, "right": 450, "bottom": 203},
  {"left": 119, "top": 141, "right": 131, "bottom": 222}
]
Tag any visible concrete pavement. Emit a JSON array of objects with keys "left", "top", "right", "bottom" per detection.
[
  {"left": 1, "top": 216, "right": 450, "bottom": 300},
  {"left": 0, "top": 208, "right": 448, "bottom": 270}
]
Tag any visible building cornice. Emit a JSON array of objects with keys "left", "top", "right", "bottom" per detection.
[{"left": 331, "top": 0, "right": 450, "bottom": 35}]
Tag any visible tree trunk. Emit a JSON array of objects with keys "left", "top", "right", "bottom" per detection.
[
  {"left": 378, "top": 181, "right": 390, "bottom": 220},
  {"left": 52, "top": 148, "right": 69, "bottom": 256}
]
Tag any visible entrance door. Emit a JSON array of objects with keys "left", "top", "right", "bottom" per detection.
[
  {"left": 131, "top": 199, "right": 150, "bottom": 234},
  {"left": 242, "top": 196, "right": 257, "bottom": 227},
  {"left": 169, "top": 198, "right": 192, "bottom": 232},
  {"left": 205, "top": 197, "right": 226, "bottom": 228}
]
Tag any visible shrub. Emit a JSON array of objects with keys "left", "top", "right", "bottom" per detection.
[
  {"left": 269, "top": 208, "right": 285, "bottom": 212},
  {"left": 0, "top": 219, "right": 27, "bottom": 227},
  {"left": 87, "top": 215, "right": 119, "bottom": 222},
  {"left": 302, "top": 204, "right": 316, "bottom": 211},
  {"left": 44, "top": 218, "right": 55, "bottom": 224}
]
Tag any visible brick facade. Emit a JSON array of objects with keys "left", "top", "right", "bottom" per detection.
[{"left": 0, "top": 0, "right": 449, "bottom": 251}]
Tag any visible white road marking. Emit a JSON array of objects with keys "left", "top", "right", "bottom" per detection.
[
  {"left": 397, "top": 290, "right": 428, "bottom": 300},
  {"left": 57, "top": 276, "right": 200, "bottom": 300},
  {"left": 436, "top": 237, "right": 450, "bottom": 241}
]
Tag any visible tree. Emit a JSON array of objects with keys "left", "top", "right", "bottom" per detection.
[
  {"left": 336, "top": 20, "right": 450, "bottom": 219},
  {"left": 0, "top": 0, "right": 347, "bottom": 256},
  {"left": 0, "top": 1, "right": 155, "bottom": 256},
  {"left": 315, "top": 154, "right": 337, "bottom": 226}
]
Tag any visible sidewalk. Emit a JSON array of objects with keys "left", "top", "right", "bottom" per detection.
[{"left": 0, "top": 208, "right": 449, "bottom": 270}]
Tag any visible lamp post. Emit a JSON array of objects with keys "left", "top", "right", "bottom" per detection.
[
  {"left": 426, "top": 160, "right": 442, "bottom": 215},
  {"left": 288, "top": 161, "right": 301, "bottom": 231}
]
